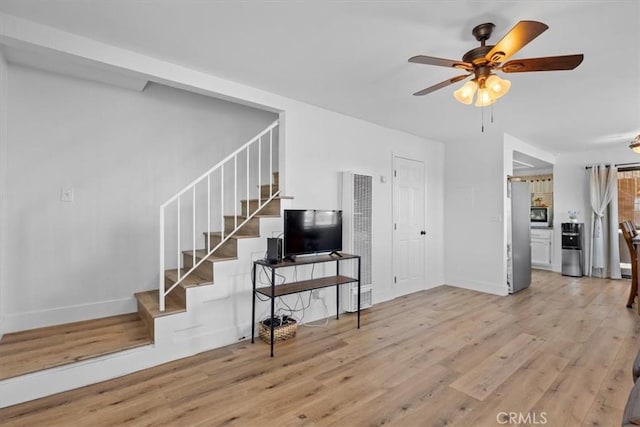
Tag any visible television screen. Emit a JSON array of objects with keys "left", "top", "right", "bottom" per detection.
[{"left": 284, "top": 210, "right": 342, "bottom": 258}]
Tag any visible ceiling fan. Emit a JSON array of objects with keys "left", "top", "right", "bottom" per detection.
[{"left": 408, "top": 21, "right": 584, "bottom": 106}]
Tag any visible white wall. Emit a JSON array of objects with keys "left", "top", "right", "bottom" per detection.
[
  {"left": 0, "top": 14, "right": 446, "bottom": 334},
  {"left": 2, "top": 64, "right": 276, "bottom": 332},
  {"left": 0, "top": 48, "right": 8, "bottom": 332},
  {"left": 283, "top": 103, "right": 445, "bottom": 303},
  {"left": 444, "top": 126, "right": 508, "bottom": 295},
  {"left": 444, "top": 123, "right": 634, "bottom": 294},
  {"left": 552, "top": 145, "right": 639, "bottom": 272},
  {"left": 444, "top": 129, "right": 560, "bottom": 296}
]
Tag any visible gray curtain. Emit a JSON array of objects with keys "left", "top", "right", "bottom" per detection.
[{"left": 588, "top": 164, "right": 621, "bottom": 278}]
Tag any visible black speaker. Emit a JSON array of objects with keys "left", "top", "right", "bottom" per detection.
[{"left": 267, "top": 238, "right": 282, "bottom": 264}]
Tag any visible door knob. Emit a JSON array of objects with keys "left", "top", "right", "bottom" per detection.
[{"left": 420, "top": 230, "right": 426, "bottom": 235}]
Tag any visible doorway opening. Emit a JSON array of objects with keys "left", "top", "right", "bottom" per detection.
[{"left": 511, "top": 151, "right": 554, "bottom": 272}]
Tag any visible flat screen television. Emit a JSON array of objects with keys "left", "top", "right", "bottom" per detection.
[{"left": 283, "top": 209, "right": 342, "bottom": 259}]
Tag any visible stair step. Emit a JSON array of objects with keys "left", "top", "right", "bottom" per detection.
[
  {"left": 241, "top": 195, "right": 293, "bottom": 202},
  {"left": 224, "top": 215, "right": 260, "bottom": 235},
  {"left": 135, "top": 290, "right": 185, "bottom": 316},
  {"left": 0, "top": 313, "right": 151, "bottom": 380},
  {"left": 203, "top": 233, "right": 238, "bottom": 258},
  {"left": 206, "top": 231, "right": 261, "bottom": 239},
  {"left": 260, "top": 183, "right": 279, "bottom": 199},
  {"left": 241, "top": 197, "right": 281, "bottom": 216},
  {"left": 182, "top": 250, "right": 214, "bottom": 282},
  {"left": 182, "top": 249, "right": 238, "bottom": 264},
  {"left": 227, "top": 213, "right": 281, "bottom": 219},
  {"left": 165, "top": 268, "right": 212, "bottom": 287},
  {"left": 135, "top": 289, "right": 186, "bottom": 340}
]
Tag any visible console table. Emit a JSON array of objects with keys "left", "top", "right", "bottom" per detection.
[{"left": 251, "top": 252, "right": 361, "bottom": 356}]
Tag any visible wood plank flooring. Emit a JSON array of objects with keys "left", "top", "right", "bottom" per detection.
[
  {"left": 0, "top": 313, "right": 151, "bottom": 380},
  {"left": 2, "top": 270, "right": 639, "bottom": 426}
]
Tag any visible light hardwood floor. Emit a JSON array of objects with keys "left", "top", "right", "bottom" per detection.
[
  {"left": 1, "top": 270, "right": 639, "bottom": 426},
  {"left": 0, "top": 313, "right": 151, "bottom": 380}
]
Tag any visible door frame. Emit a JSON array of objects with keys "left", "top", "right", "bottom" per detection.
[{"left": 392, "top": 154, "right": 426, "bottom": 297}]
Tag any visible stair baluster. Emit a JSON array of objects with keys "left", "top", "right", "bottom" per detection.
[{"left": 159, "top": 120, "right": 280, "bottom": 311}]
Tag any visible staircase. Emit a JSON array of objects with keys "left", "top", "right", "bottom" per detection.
[
  {"left": 134, "top": 171, "right": 283, "bottom": 340},
  {"left": 0, "top": 120, "right": 285, "bottom": 407}
]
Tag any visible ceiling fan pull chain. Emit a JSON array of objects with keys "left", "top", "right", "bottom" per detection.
[
  {"left": 481, "top": 103, "right": 485, "bottom": 132},
  {"left": 491, "top": 103, "right": 494, "bottom": 123}
]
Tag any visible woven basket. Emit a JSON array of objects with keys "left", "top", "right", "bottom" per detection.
[{"left": 258, "top": 317, "right": 297, "bottom": 344}]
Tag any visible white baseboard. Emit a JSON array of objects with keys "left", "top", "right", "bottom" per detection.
[{"left": 1, "top": 297, "right": 137, "bottom": 334}]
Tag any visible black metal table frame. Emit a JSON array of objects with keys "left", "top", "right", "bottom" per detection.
[{"left": 251, "top": 253, "right": 361, "bottom": 357}]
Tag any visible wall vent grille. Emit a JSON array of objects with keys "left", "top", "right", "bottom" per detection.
[{"left": 341, "top": 172, "right": 373, "bottom": 312}]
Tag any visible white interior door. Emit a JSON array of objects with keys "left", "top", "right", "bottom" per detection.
[{"left": 393, "top": 156, "right": 426, "bottom": 295}]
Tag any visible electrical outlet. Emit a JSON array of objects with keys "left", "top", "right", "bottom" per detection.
[
  {"left": 312, "top": 289, "right": 325, "bottom": 300},
  {"left": 60, "top": 187, "right": 74, "bottom": 202}
]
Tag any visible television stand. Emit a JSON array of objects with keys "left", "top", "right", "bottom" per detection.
[
  {"left": 251, "top": 252, "right": 361, "bottom": 357},
  {"left": 329, "top": 251, "right": 343, "bottom": 257}
]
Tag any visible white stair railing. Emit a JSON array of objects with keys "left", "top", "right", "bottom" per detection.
[{"left": 159, "top": 120, "right": 279, "bottom": 311}]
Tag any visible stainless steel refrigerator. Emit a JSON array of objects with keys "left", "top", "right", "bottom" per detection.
[{"left": 508, "top": 181, "right": 531, "bottom": 293}]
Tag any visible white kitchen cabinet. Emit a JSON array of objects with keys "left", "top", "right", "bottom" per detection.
[{"left": 531, "top": 228, "right": 553, "bottom": 269}]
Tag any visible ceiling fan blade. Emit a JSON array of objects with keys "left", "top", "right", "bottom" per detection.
[
  {"left": 501, "top": 54, "right": 584, "bottom": 73},
  {"left": 485, "top": 21, "right": 549, "bottom": 64},
  {"left": 412, "top": 74, "right": 470, "bottom": 96},
  {"left": 409, "top": 55, "right": 472, "bottom": 70}
]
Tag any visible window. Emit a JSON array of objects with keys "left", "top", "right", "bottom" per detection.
[
  {"left": 512, "top": 174, "right": 553, "bottom": 207},
  {"left": 618, "top": 168, "right": 640, "bottom": 227}
]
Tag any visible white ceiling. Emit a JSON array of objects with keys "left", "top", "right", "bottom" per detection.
[
  {"left": 0, "top": 0, "right": 638, "bottom": 154},
  {"left": 513, "top": 151, "right": 553, "bottom": 174}
]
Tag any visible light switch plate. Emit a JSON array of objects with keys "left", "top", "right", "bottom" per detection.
[{"left": 61, "top": 187, "right": 74, "bottom": 202}]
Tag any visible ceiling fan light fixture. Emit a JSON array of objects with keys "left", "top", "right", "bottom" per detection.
[
  {"left": 408, "top": 20, "right": 583, "bottom": 117},
  {"left": 485, "top": 74, "right": 511, "bottom": 99},
  {"left": 453, "top": 80, "right": 478, "bottom": 105},
  {"left": 474, "top": 87, "right": 497, "bottom": 107},
  {"left": 630, "top": 134, "right": 640, "bottom": 153}
]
